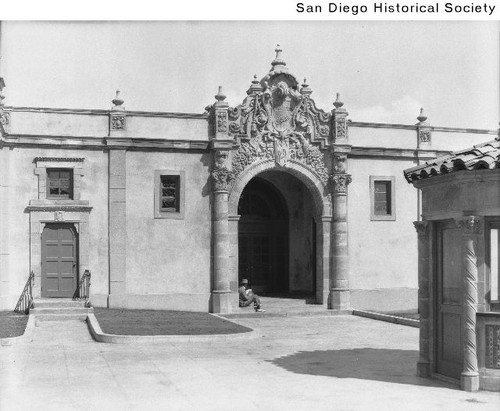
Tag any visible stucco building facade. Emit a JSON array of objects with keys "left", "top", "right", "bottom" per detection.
[{"left": 0, "top": 48, "right": 496, "bottom": 313}]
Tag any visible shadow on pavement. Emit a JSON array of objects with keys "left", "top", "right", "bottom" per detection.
[{"left": 270, "top": 348, "right": 456, "bottom": 389}]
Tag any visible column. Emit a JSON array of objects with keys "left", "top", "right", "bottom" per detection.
[
  {"left": 329, "top": 93, "right": 352, "bottom": 310},
  {"left": 414, "top": 221, "right": 431, "bottom": 377},
  {"left": 108, "top": 92, "right": 127, "bottom": 308},
  {"left": 456, "top": 215, "right": 482, "bottom": 392},
  {"left": 210, "top": 86, "right": 234, "bottom": 313},
  {"left": 330, "top": 173, "right": 351, "bottom": 309}
]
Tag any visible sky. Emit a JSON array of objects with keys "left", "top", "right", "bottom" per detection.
[{"left": 1, "top": 20, "right": 498, "bottom": 129}]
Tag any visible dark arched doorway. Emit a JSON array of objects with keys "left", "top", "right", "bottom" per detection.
[{"left": 238, "top": 177, "right": 288, "bottom": 293}]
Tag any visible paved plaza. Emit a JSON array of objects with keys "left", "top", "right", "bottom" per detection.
[{"left": 1, "top": 314, "right": 499, "bottom": 410}]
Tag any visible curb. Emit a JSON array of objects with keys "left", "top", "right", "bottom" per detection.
[
  {"left": 352, "top": 309, "right": 420, "bottom": 328},
  {"left": 86, "top": 313, "right": 261, "bottom": 344},
  {"left": 221, "top": 309, "right": 353, "bottom": 319},
  {"left": 0, "top": 313, "right": 36, "bottom": 346}
]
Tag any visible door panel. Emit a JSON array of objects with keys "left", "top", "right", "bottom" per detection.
[
  {"left": 42, "top": 224, "right": 78, "bottom": 298},
  {"left": 436, "top": 223, "right": 463, "bottom": 379}
]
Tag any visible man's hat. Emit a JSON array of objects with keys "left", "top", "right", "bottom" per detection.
[{"left": 241, "top": 278, "right": 249, "bottom": 284}]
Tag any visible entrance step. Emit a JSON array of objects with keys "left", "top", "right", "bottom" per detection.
[
  {"left": 33, "top": 299, "right": 87, "bottom": 309},
  {"left": 223, "top": 296, "right": 352, "bottom": 318},
  {"left": 32, "top": 299, "right": 92, "bottom": 323}
]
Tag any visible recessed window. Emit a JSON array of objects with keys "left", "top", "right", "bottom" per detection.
[
  {"left": 370, "top": 176, "right": 396, "bottom": 221},
  {"left": 154, "top": 170, "right": 185, "bottom": 219},
  {"left": 160, "top": 175, "right": 180, "bottom": 212},
  {"left": 47, "top": 169, "right": 73, "bottom": 199}
]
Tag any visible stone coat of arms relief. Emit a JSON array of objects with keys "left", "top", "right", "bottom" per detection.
[{"left": 210, "top": 47, "right": 348, "bottom": 194}]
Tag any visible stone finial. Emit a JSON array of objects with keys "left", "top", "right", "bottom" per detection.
[
  {"left": 271, "top": 44, "right": 286, "bottom": 67},
  {"left": 112, "top": 90, "right": 124, "bottom": 110},
  {"left": 300, "top": 78, "right": 312, "bottom": 95},
  {"left": 417, "top": 107, "right": 428, "bottom": 123},
  {"left": 247, "top": 75, "right": 263, "bottom": 95},
  {"left": 215, "top": 86, "right": 226, "bottom": 102},
  {"left": 333, "top": 92, "right": 344, "bottom": 109}
]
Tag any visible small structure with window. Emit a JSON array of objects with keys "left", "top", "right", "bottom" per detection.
[{"left": 404, "top": 137, "right": 500, "bottom": 392}]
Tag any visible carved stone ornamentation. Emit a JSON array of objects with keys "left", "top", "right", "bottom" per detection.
[
  {"left": 216, "top": 111, "right": 228, "bottom": 133},
  {"left": 413, "top": 221, "right": 429, "bottom": 237},
  {"left": 54, "top": 211, "right": 64, "bottom": 221},
  {"left": 0, "top": 112, "right": 10, "bottom": 126},
  {"left": 226, "top": 61, "right": 331, "bottom": 185},
  {"left": 215, "top": 150, "right": 230, "bottom": 167},
  {"left": 331, "top": 174, "right": 352, "bottom": 194},
  {"left": 110, "top": 114, "right": 126, "bottom": 130},
  {"left": 335, "top": 118, "right": 347, "bottom": 140},
  {"left": 456, "top": 216, "right": 483, "bottom": 235},
  {"left": 419, "top": 130, "right": 431, "bottom": 143},
  {"left": 211, "top": 166, "right": 235, "bottom": 192},
  {"left": 333, "top": 154, "right": 347, "bottom": 173}
]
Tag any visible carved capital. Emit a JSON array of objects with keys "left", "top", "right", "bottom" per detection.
[
  {"left": 110, "top": 114, "right": 126, "bottom": 130},
  {"left": 211, "top": 166, "right": 234, "bottom": 192},
  {"left": 413, "top": 221, "right": 429, "bottom": 237},
  {"left": 331, "top": 174, "right": 352, "bottom": 194},
  {"left": 456, "top": 216, "right": 483, "bottom": 235}
]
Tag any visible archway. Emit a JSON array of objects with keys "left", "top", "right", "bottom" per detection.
[
  {"left": 237, "top": 177, "right": 289, "bottom": 293},
  {"left": 227, "top": 159, "right": 332, "bottom": 304}
]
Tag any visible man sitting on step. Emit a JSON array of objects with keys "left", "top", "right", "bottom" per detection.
[{"left": 238, "top": 279, "right": 265, "bottom": 312}]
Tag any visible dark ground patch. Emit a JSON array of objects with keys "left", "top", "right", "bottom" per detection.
[
  {"left": 0, "top": 311, "right": 29, "bottom": 338},
  {"left": 94, "top": 308, "right": 253, "bottom": 336}
]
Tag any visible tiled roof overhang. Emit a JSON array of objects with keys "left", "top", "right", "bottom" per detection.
[{"left": 404, "top": 138, "right": 500, "bottom": 183}]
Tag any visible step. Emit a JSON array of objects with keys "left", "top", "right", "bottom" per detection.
[
  {"left": 35, "top": 313, "right": 89, "bottom": 323},
  {"left": 32, "top": 307, "right": 93, "bottom": 316},
  {"left": 33, "top": 299, "right": 88, "bottom": 309}
]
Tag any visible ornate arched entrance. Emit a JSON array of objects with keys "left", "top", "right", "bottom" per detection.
[{"left": 208, "top": 46, "right": 353, "bottom": 313}]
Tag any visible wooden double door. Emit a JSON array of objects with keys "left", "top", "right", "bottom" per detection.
[{"left": 41, "top": 223, "right": 78, "bottom": 298}]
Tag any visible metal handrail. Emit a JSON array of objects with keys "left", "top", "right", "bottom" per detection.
[
  {"left": 14, "top": 271, "right": 35, "bottom": 314},
  {"left": 73, "top": 269, "right": 91, "bottom": 307}
]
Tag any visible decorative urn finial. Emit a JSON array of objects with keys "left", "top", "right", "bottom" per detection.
[
  {"left": 333, "top": 92, "right": 344, "bottom": 109},
  {"left": 417, "top": 107, "right": 428, "bottom": 123},
  {"left": 247, "top": 75, "right": 263, "bottom": 95},
  {"left": 112, "top": 90, "right": 124, "bottom": 110},
  {"left": 215, "top": 86, "right": 226, "bottom": 102},
  {"left": 271, "top": 44, "right": 286, "bottom": 67}
]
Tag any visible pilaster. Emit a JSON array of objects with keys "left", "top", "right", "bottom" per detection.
[
  {"left": 414, "top": 220, "right": 432, "bottom": 377},
  {"left": 456, "top": 215, "right": 482, "bottom": 391},
  {"left": 329, "top": 94, "right": 352, "bottom": 310},
  {"left": 108, "top": 149, "right": 127, "bottom": 308}
]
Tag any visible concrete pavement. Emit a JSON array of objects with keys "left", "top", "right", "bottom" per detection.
[{"left": 0, "top": 314, "right": 499, "bottom": 410}]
